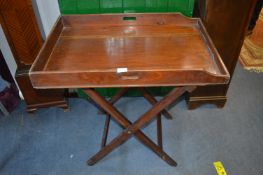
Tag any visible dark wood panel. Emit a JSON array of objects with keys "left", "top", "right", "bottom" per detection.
[
  {"left": 0, "top": 0, "right": 68, "bottom": 112},
  {"left": 188, "top": 0, "right": 257, "bottom": 109},
  {"left": 16, "top": 69, "right": 68, "bottom": 113},
  {"left": 0, "top": 0, "right": 43, "bottom": 68}
]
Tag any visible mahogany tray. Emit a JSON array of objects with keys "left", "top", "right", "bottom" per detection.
[{"left": 29, "top": 13, "right": 230, "bottom": 89}]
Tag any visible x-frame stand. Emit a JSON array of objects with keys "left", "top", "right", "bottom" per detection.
[{"left": 84, "top": 86, "right": 196, "bottom": 166}]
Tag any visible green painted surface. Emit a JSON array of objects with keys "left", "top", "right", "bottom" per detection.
[
  {"left": 146, "top": 0, "right": 169, "bottom": 12},
  {"left": 59, "top": 0, "right": 193, "bottom": 97},
  {"left": 77, "top": 0, "right": 100, "bottom": 14},
  {"left": 59, "top": 0, "right": 195, "bottom": 16},
  {"left": 101, "top": 0, "right": 123, "bottom": 13}
]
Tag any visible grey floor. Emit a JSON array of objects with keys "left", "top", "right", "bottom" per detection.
[{"left": 0, "top": 64, "right": 263, "bottom": 175}]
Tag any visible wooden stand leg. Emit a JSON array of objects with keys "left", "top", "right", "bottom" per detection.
[
  {"left": 87, "top": 97, "right": 105, "bottom": 114},
  {"left": 101, "top": 114, "right": 111, "bottom": 148},
  {"left": 100, "top": 88, "right": 129, "bottom": 147},
  {"left": 157, "top": 114, "right": 163, "bottom": 149},
  {"left": 98, "top": 88, "right": 129, "bottom": 115},
  {"left": 109, "top": 88, "right": 129, "bottom": 104},
  {"left": 139, "top": 87, "right": 173, "bottom": 120},
  {"left": 84, "top": 87, "right": 196, "bottom": 166}
]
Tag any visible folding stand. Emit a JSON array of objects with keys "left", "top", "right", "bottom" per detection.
[{"left": 84, "top": 86, "right": 196, "bottom": 166}]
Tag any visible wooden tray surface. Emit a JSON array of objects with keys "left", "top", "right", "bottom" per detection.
[{"left": 30, "top": 13, "right": 229, "bottom": 88}]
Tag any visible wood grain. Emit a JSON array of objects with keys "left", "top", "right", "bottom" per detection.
[
  {"left": 30, "top": 13, "right": 229, "bottom": 89},
  {"left": 188, "top": 0, "right": 257, "bottom": 109},
  {"left": 0, "top": 0, "right": 68, "bottom": 112},
  {"left": 0, "top": 0, "right": 43, "bottom": 68}
]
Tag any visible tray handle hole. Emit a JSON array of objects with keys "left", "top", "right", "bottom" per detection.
[{"left": 123, "top": 16, "right": 137, "bottom": 21}]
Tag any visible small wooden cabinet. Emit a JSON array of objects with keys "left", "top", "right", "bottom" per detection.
[{"left": 0, "top": 0, "right": 68, "bottom": 112}]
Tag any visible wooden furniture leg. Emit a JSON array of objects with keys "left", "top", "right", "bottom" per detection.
[
  {"left": 139, "top": 87, "right": 168, "bottom": 148},
  {"left": 102, "top": 87, "right": 165, "bottom": 149},
  {"left": 101, "top": 87, "right": 166, "bottom": 148},
  {"left": 101, "top": 88, "right": 129, "bottom": 148},
  {"left": 138, "top": 87, "right": 173, "bottom": 120},
  {"left": 84, "top": 88, "right": 178, "bottom": 166},
  {"left": 157, "top": 114, "right": 163, "bottom": 149},
  {"left": 101, "top": 114, "right": 111, "bottom": 148},
  {"left": 98, "top": 88, "right": 129, "bottom": 115},
  {"left": 84, "top": 86, "right": 196, "bottom": 166},
  {"left": 109, "top": 88, "right": 129, "bottom": 104}
]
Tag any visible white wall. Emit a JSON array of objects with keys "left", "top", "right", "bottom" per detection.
[
  {"left": 0, "top": 25, "right": 23, "bottom": 98},
  {"left": 35, "top": 0, "right": 61, "bottom": 38}
]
